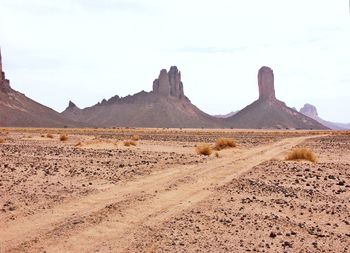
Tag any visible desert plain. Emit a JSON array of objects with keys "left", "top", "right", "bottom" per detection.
[{"left": 0, "top": 128, "right": 349, "bottom": 253}]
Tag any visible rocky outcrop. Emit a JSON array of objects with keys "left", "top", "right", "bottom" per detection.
[
  {"left": 300, "top": 103, "right": 349, "bottom": 130},
  {"left": 258, "top": 66, "right": 275, "bottom": 100},
  {"left": 0, "top": 49, "right": 84, "bottom": 127},
  {"left": 153, "top": 66, "right": 184, "bottom": 99},
  {"left": 226, "top": 66, "right": 328, "bottom": 129},
  {"left": 0, "top": 49, "right": 11, "bottom": 92},
  {"left": 300, "top": 104, "right": 318, "bottom": 118},
  {"left": 62, "top": 66, "right": 221, "bottom": 128},
  {"left": 67, "top": 101, "right": 78, "bottom": 109}
]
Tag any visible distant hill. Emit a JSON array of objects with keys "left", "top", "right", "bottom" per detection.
[
  {"left": 0, "top": 47, "right": 334, "bottom": 130},
  {"left": 300, "top": 103, "right": 349, "bottom": 130},
  {"left": 213, "top": 111, "right": 238, "bottom": 118},
  {"left": 0, "top": 50, "right": 82, "bottom": 127},
  {"left": 225, "top": 67, "right": 328, "bottom": 130},
  {"left": 62, "top": 66, "right": 223, "bottom": 128}
]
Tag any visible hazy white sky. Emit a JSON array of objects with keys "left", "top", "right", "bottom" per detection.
[{"left": 0, "top": 0, "right": 349, "bottom": 122}]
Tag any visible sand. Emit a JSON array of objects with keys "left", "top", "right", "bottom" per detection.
[{"left": 0, "top": 128, "right": 349, "bottom": 252}]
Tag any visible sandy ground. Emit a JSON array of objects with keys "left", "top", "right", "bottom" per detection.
[{"left": 0, "top": 128, "right": 349, "bottom": 253}]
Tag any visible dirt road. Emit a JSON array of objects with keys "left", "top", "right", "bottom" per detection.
[{"left": 0, "top": 135, "right": 320, "bottom": 253}]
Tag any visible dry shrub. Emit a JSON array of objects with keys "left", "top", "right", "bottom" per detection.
[
  {"left": 214, "top": 138, "right": 236, "bottom": 151},
  {"left": 60, "top": 134, "right": 68, "bottom": 141},
  {"left": 124, "top": 140, "right": 137, "bottom": 146},
  {"left": 0, "top": 138, "right": 4, "bottom": 144},
  {"left": 196, "top": 144, "right": 212, "bottom": 156},
  {"left": 75, "top": 141, "right": 82, "bottom": 147},
  {"left": 46, "top": 133, "right": 54, "bottom": 138},
  {"left": 215, "top": 152, "right": 220, "bottom": 158},
  {"left": 285, "top": 148, "right": 317, "bottom": 163},
  {"left": 131, "top": 135, "right": 140, "bottom": 141}
]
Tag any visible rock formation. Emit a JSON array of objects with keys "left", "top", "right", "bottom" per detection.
[
  {"left": 62, "top": 66, "right": 221, "bottom": 128},
  {"left": 153, "top": 66, "right": 184, "bottom": 99},
  {"left": 300, "top": 104, "right": 318, "bottom": 118},
  {"left": 0, "top": 50, "right": 332, "bottom": 130},
  {"left": 258, "top": 66, "right": 275, "bottom": 100},
  {"left": 0, "top": 48, "right": 11, "bottom": 91},
  {"left": 300, "top": 103, "right": 349, "bottom": 130},
  {"left": 68, "top": 100, "right": 78, "bottom": 109},
  {"left": 226, "top": 66, "right": 328, "bottom": 129},
  {"left": 0, "top": 49, "right": 83, "bottom": 127}
]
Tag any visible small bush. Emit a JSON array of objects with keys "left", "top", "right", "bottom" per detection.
[
  {"left": 124, "top": 140, "right": 137, "bottom": 146},
  {"left": 285, "top": 148, "right": 317, "bottom": 163},
  {"left": 60, "top": 134, "right": 68, "bottom": 141},
  {"left": 75, "top": 142, "right": 82, "bottom": 147},
  {"left": 214, "top": 138, "right": 236, "bottom": 151},
  {"left": 0, "top": 138, "right": 4, "bottom": 144},
  {"left": 131, "top": 135, "right": 140, "bottom": 141},
  {"left": 46, "top": 133, "right": 54, "bottom": 138},
  {"left": 196, "top": 144, "right": 212, "bottom": 156}
]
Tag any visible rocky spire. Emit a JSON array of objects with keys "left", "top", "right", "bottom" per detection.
[
  {"left": 68, "top": 100, "right": 77, "bottom": 109},
  {"left": 153, "top": 66, "right": 184, "bottom": 99},
  {"left": 258, "top": 66, "right": 275, "bottom": 100},
  {"left": 0, "top": 47, "right": 10, "bottom": 91},
  {"left": 0, "top": 47, "right": 3, "bottom": 80},
  {"left": 153, "top": 69, "right": 170, "bottom": 96}
]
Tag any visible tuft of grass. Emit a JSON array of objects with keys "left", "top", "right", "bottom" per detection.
[
  {"left": 214, "top": 138, "right": 236, "bottom": 151},
  {"left": 285, "top": 148, "right": 317, "bottom": 163},
  {"left": 131, "top": 135, "right": 140, "bottom": 141},
  {"left": 196, "top": 144, "right": 213, "bottom": 156},
  {"left": 0, "top": 138, "right": 4, "bottom": 144},
  {"left": 60, "top": 134, "right": 68, "bottom": 141},
  {"left": 124, "top": 140, "right": 137, "bottom": 146},
  {"left": 75, "top": 141, "right": 82, "bottom": 147},
  {"left": 215, "top": 152, "right": 220, "bottom": 158},
  {"left": 46, "top": 133, "right": 54, "bottom": 139}
]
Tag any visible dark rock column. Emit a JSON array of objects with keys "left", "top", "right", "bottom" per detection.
[
  {"left": 0, "top": 48, "right": 11, "bottom": 91},
  {"left": 152, "top": 66, "right": 185, "bottom": 99},
  {"left": 258, "top": 66, "right": 275, "bottom": 100}
]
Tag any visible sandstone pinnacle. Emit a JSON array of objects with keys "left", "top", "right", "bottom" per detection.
[
  {"left": 0, "top": 48, "right": 11, "bottom": 91},
  {"left": 258, "top": 66, "right": 275, "bottom": 100},
  {"left": 153, "top": 66, "right": 184, "bottom": 99}
]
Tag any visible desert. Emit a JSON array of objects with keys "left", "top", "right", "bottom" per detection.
[
  {"left": 0, "top": 128, "right": 349, "bottom": 252},
  {"left": 1, "top": 1, "right": 350, "bottom": 252}
]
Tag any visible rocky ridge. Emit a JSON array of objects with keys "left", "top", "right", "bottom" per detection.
[
  {"left": 61, "top": 66, "right": 221, "bottom": 128},
  {"left": 0, "top": 49, "right": 83, "bottom": 127}
]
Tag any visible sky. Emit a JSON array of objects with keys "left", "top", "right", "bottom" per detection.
[{"left": 0, "top": 0, "right": 349, "bottom": 122}]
